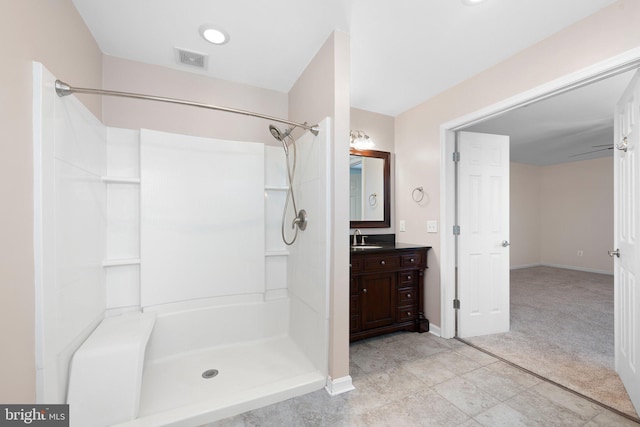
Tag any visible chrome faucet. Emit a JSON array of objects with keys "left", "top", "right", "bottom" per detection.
[{"left": 352, "top": 229, "right": 362, "bottom": 246}]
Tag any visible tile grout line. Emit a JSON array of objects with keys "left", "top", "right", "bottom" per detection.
[{"left": 455, "top": 337, "right": 640, "bottom": 425}]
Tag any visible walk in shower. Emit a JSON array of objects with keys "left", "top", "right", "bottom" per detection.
[{"left": 33, "top": 63, "right": 331, "bottom": 426}]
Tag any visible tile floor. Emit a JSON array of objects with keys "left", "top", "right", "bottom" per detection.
[{"left": 208, "top": 332, "right": 639, "bottom": 426}]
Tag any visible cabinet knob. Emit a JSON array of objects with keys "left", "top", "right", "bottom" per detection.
[
  {"left": 410, "top": 258, "right": 415, "bottom": 262},
  {"left": 407, "top": 311, "right": 412, "bottom": 316},
  {"left": 380, "top": 260, "right": 386, "bottom": 265},
  {"left": 363, "top": 288, "right": 368, "bottom": 293},
  {"left": 407, "top": 294, "right": 411, "bottom": 298},
  {"left": 407, "top": 275, "right": 412, "bottom": 280}
]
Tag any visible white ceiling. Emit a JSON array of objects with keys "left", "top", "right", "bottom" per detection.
[
  {"left": 71, "top": 0, "right": 618, "bottom": 117},
  {"left": 464, "top": 70, "right": 635, "bottom": 166}
]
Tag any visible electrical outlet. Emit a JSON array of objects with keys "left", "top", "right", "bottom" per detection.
[
  {"left": 577, "top": 250, "right": 584, "bottom": 257},
  {"left": 399, "top": 220, "right": 406, "bottom": 232},
  {"left": 427, "top": 220, "right": 438, "bottom": 233}
]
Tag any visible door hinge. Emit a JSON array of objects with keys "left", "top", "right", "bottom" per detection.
[
  {"left": 453, "top": 151, "right": 460, "bottom": 162},
  {"left": 453, "top": 225, "right": 460, "bottom": 235},
  {"left": 453, "top": 299, "right": 460, "bottom": 309}
]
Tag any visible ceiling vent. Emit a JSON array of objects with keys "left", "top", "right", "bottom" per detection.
[{"left": 174, "top": 48, "right": 208, "bottom": 70}]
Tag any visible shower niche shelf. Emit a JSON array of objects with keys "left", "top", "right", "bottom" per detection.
[
  {"left": 102, "top": 258, "right": 141, "bottom": 267},
  {"left": 102, "top": 176, "right": 140, "bottom": 184}
]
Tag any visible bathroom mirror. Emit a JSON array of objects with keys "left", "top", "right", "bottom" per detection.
[{"left": 350, "top": 148, "right": 390, "bottom": 228}]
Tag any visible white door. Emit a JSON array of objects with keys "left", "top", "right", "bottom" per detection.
[
  {"left": 613, "top": 71, "right": 640, "bottom": 414},
  {"left": 457, "top": 131, "right": 510, "bottom": 337}
]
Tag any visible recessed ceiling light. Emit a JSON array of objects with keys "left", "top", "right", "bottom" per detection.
[
  {"left": 199, "top": 25, "right": 229, "bottom": 45},
  {"left": 462, "top": 0, "right": 487, "bottom": 5}
]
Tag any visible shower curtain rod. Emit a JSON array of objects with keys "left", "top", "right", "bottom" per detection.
[{"left": 54, "top": 80, "right": 320, "bottom": 135}]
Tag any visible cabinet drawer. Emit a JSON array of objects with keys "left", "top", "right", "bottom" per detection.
[
  {"left": 350, "top": 258, "right": 363, "bottom": 273},
  {"left": 397, "top": 286, "right": 417, "bottom": 305},
  {"left": 398, "top": 271, "right": 417, "bottom": 284},
  {"left": 397, "top": 305, "right": 417, "bottom": 322},
  {"left": 401, "top": 253, "right": 421, "bottom": 268},
  {"left": 364, "top": 254, "right": 400, "bottom": 271}
]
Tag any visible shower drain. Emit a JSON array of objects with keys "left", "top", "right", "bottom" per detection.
[{"left": 202, "top": 369, "right": 219, "bottom": 379}]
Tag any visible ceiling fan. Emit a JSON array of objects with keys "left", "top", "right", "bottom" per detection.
[{"left": 568, "top": 143, "right": 613, "bottom": 158}]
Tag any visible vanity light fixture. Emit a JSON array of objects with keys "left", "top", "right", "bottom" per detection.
[
  {"left": 199, "top": 25, "right": 230, "bottom": 45},
  {"left": 350, "top": 130, "right": 374, "bottom": 149},
  {"left": 462, "top": 0, "right": 487, "bottom": 5}
]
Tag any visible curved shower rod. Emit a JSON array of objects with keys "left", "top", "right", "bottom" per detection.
[{"left": 54, "top": 80, "right": 320, "bottom": 136}]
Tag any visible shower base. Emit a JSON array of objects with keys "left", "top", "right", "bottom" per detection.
[{"left": 114, "top": 335, "right": 325, "bottom": 427}]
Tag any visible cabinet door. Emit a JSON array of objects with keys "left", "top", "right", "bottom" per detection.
[{"left": 361, "top": 272, "right": 396, "bottom": 330}]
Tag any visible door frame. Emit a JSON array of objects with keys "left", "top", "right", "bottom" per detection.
[{"left": 439, "top": 47, "right": 640, "bottom": 339}]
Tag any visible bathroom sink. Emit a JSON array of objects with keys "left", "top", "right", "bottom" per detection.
[{"left": 351, "top": 245, "right": 384, "bottom": 250}]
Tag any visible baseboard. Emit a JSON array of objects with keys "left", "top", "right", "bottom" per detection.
[
  {"left": 510, "top": 263, "right": 613, "bottom": 276},
  {"left": 541, "top": 263, "right": 613, "bottom": 276},
  {"left": 510, "top": 263, "right": 541, "bottom": 270},
  {"left": 324, "top": 375, "right": 355, "bottom": 396},
  {"left": 428, "top": 324, "right": 441, "bottom": 337}
]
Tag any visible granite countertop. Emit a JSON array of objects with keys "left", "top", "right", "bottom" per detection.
[{"left": 350, "top": 242, "right": 431, "bottom": 253}]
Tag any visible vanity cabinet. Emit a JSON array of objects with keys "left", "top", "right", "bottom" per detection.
[{"left": 350, "top": 246, "right": 430, "bottom": 341}]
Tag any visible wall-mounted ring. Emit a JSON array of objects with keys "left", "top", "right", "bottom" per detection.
[
  {"left": 412, "top": 187, "right": 424, "bottom": 203},
  {"left": 368, "top": 193, "right": 377, "bottom": 207}
]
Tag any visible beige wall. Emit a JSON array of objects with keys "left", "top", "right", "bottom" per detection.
[
  {"left": 511, "top": 159, "right": 613, "bottom": 274},
  {"left": 102, "top": 56, "right": 288, "bottom": 144},
  {"left": 540, "top": 157, "right": 614, "bottom": 273},
  {"left": 289, "top": 31, "right": 351, "bottom": 382},
  {"left": 395, "top": 0, "right": 640, "bottom": 329},
  {"left": 510, "top": 162, "right": 542, "bottom": 268},
  {"left": 1, "top": 0, "right": 102, "bottom": 402},
  {"left": 350, "top": 108, "right": 394, "bottom": 153}
]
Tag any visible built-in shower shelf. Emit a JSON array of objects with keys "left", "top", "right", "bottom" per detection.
[
  {"left": 102, "top": 176, "right": 141, "bottom": 184},
  {"left": 102, "top": 258, "right": 141, "bottom": 267},
  {"left": 265, "top": 250, "right": 290, "bottom": 257},
  {"left": 264, "top": 186, "right": 289, "bottom": 191}
]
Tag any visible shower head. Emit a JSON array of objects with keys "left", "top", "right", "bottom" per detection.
[{"left": 269, "top": 124, "right": 294, "bottom": 155}]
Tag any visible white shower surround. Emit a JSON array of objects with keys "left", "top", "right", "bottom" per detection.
[{"left": 33, "top": 62, "right": 331, "bottom": 426}]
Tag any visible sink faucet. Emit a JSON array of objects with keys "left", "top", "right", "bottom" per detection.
[{"left": 352, "top": 229, "right": 362, "bottom": 246}]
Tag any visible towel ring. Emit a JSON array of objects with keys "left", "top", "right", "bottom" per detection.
[
  {"left": 368, "top": 193, "right": 377, "bottom": 207},
  {"left": 412, "top": 187, "right": 424, "bottom": 203}
]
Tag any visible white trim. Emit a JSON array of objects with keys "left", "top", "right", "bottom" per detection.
[
  {"left": 428, "top": 324, "right": 442, "bottom": 337},
  {"left": 510, "top": 263, "right": 613, "bottom": 275},
  {"left": 510, "top": 263, "right": 541, "bottom": 270},
  {"left": 101, "top": 176, "right": 140, "bottom": 184},
  {"left": 440, "top": 47, "right": 640, "bottom": 340},
  {"left": 539, "top": 263, "right": 614, "bottom": 276},
  {"left": 324, "top": 375, "right": 355, "bottom": 396}
]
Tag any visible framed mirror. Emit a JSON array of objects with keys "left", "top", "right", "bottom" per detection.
[{"left": 349, "top": 148, "right": 390, "bottom": 228}]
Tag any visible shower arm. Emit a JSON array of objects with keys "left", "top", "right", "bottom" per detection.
[{"left": 54, "top": 80, "right": 320, "bottom": 136}]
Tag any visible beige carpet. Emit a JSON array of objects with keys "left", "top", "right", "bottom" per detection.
[{"left": 464, "top": 266, "right": 639, "bottom": 420}]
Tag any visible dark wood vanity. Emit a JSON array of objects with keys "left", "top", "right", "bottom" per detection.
[{"left": 350, "top": 243, "right": 430, "bottom": 341}]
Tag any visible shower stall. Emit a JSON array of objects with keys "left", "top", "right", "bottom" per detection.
[{"left": 33, "top": 63, "right": 331, "bottom": 426}]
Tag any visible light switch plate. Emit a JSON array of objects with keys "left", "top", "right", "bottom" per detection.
[
  {"left": 399, "top": 220, "right": 406, "bottom": 232},
  {"left": 427, "top": 220, "right": 438, "bottom": 233}
]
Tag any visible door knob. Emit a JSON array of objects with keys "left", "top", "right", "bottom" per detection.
[
  {"left": 608, "top": 249, "right": 621, "bottom": 258},
  {"left": 501, "top": 240, "right": 510, "bottom": 247}
]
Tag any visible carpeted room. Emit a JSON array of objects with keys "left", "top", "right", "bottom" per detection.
[{"left": 464, "top": 157, "right": 639, "bottom": 419}]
